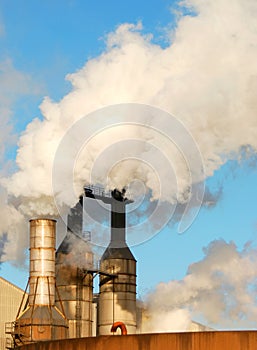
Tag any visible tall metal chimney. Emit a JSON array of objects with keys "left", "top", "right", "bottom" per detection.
[
  {"left": 29, "top": 219, "right": 56, "bottom": 306},
  {"left": 13, "top": 219, "right": 68, "bottom": 346},
  {"left": 55, "top": 198, "right": 94, "bottom": 339},
  {"left": 84, "top": 186, "right": 137, "bottom": 335},
  {"left": 109, "top": 189, "right": 129, "bottom": 247}
]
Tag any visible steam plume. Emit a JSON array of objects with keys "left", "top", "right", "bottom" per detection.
[
  {"left": 0, "top": 59, "right": 39, "bottom": 262},
  {"left": 143, "top": 240, "right": 257, "bottom": 331},
  {"left": 1, "top": 0, "right": 257, "bottom": 261}
]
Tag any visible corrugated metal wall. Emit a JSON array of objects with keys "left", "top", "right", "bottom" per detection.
[
  {"left": 0, "top": 277, "right": 27, "bottom": 350},
  {"left": 16, "top": 331, "right": 257, "bottom": 350}
]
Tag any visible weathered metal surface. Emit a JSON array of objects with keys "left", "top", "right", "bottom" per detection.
[
  {"left": 16, "top": 306, "right": 67, "bottom": 342},
  {"left": 15, "top": 331, "right": 257, "bottom": 350},
  {"left": 86, "top": 188, "right": 137, "bottom": 336},
  {"left": 55, "top": 231, "right": 94, "bottom": 338},
  {"left": 29, "top": 219, "right": 56, "bottom": 306},
  {"left": 111, "top": 321, "right": 127, "bottom": 335},
  {"left": 98, "top": 256, "right": 137, "bottom": 335},
  {"left": 13, "top": 219, "right": 68, "bottom": 345}
]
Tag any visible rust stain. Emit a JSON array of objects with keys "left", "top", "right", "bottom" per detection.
[{"left": 16, "top": 330, "right": 257, "bottom": 350}]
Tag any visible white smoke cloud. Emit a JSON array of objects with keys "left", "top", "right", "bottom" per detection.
[
  {"left": 1, "top": 0, "right": 257, "bottom": 260},
  {"left": 0, "top": 59, "right": 41, "bottom": 262},
  {"left": 0, "top": 59, "right": 31, "bottom": 163},
  {"left": 141, "top": 307, "right": 191, "bottom": 333},
  {"left": 143, "top": 240, "right": 257, "bottom": 331}
]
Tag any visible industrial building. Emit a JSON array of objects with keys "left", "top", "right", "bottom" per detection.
[
  {"left": 0, "top": 278, "right": 27, "bottom": 350},
  {"left": 4, "top": 186, "right": 137, "bottom": 347},
  {"left": 1, "top": 186, "right": 257, "bottom": 349}
]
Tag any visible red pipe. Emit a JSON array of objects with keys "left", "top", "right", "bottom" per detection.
[{"left": 111, "top": 321, "right": 127, "bottom": 335}]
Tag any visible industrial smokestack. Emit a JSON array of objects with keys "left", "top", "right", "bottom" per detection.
[
  {"left": 55, "top": 197, "right": 94, "bottom": 338},
  {"left": 55, "top": 236, "right": 94, "bottom": 338},
  {"left": 109, "top": 189, "right": 129, "bottom": 248},
  {"left": 98, "top": 191, "right": 137, "bottom": 335},
  {"left": 29, "top": 218, "right": 56, "bottom": 306},
  {"left": 12, "top": 219, "right": 68, "bottom": 346},
  {"left": 84, "top": 187, "right": 137, "bottom": 335},
  {"left": 100, "top": 188, "right": 136, "bottom": 261},
  {"left": 66, "top": 195, "right": 83, "bottom": 236}
]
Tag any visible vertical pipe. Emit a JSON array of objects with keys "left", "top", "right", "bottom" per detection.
[
  {"left": 110, "top": 201, "right": 126, "bottom": 247},
  {"left": 29, "top": 219, "right": 56, "bottom": 306}
]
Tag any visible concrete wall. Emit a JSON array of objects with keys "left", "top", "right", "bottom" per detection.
[{"left": 17, "top": 331, "right": 257, "bottom": 350}]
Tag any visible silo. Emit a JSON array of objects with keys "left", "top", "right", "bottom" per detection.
[
  {"left": 84, "top": 187, "right": 137, "bottom": 335},
  {"left": 55, "top": 197, "right": 94, "bottom": 338},
  {"left": 98, "top": 246, "right": 137, "bottom": 335},
  {"left": 13, "top": 219, "right": 68, "bottom": 346}
]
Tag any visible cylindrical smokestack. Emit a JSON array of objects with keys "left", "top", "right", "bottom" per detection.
[
  {"left": 29, "top": 218, "right": 56, "bottom": 305},
  {"left": 98, "top": 190, "right": 137, "bottom": 335},
  {"left": 83, "top": 186, "right": 137, "bottom": 335},
  {"left": 55, "top": 196, "right": 94, "bottom": 338},
  {"left": 110, "top": 189, "right": 126, "bottom": 247},
  {"left": 55, "top": 231, "right": 94, "bottom": 338},
  {"left": 13, "top": 218, "right": 68, "bottom": 346}
]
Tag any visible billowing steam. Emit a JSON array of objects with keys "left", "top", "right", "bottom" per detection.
[
  {"left": 0, "top": 59, "right": 40, "bottom": 262},
  {"left": 0, "top": 0, "right": 257, "bottom": 265},
  {"left": 142, "top": 240, "right": 257, "bottom": 331}
]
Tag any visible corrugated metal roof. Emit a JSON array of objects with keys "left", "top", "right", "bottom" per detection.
[{"left": 0, "top": 276, "right": 25, "bottom": 294}]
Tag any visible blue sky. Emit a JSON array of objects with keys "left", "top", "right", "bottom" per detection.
[
  {"left": 0, "top": 1, "right": 176, "bottom": 99},
  {"left": 1, "top": 0, "right": 257, "bottom": 330}
]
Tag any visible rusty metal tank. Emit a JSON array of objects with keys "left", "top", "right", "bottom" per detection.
[{"left": 14, "top": 219, "right": 68, "bottom": 346}]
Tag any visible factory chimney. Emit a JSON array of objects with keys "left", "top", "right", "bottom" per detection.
[
  {"left": 55, "top": 197, "right": 94, "bottom": 338},
  {"left": 84, "top": 186, "right": 137, "bottom": 335},
  {"left": 12, "top": 219, "right": 68, "bottom": 346}
]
